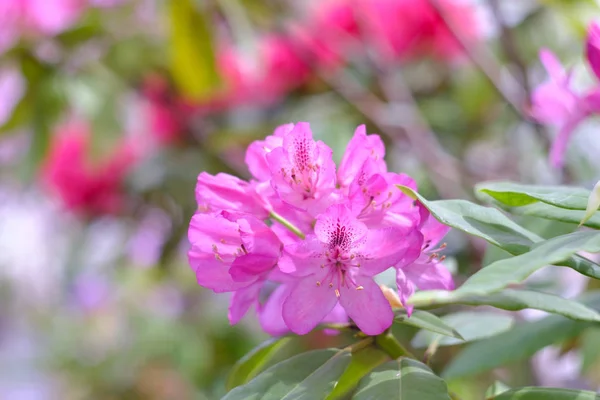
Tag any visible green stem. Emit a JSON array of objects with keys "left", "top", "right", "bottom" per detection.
[
  {"left": 375, "top": 332, "right": 415, "bottom": 359},
  {"left": 269, "top": 211, "right": 306, "bottom": 239}
]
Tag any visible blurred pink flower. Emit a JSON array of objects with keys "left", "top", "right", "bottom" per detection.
[
  {"left": 587, "top": 21, "right": 600, "bottom": 81},
  {"left": 355, "top": 0, "right": 480, "bottom": 63},
  {"left": 214, "top": 35, "right": 311, "bottom": 107},
  {"left": 41, "top": 121, "right": 138, "bottom": 216},
  {"left": 531, "top": 43, "right": 600, "bottom": 167},
  {"left": 0, "top": 0, "right": 85, "bottom": 53}
]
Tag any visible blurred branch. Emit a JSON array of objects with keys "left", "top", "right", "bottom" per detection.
[
  {"left": 319, "top": 68, "right": 469, "bottom": 200},
  {"left": 485, "top": 0, "right": 552, "bottom": 151},
  {"left": 427, "top": 0, "right": 525, "bottom": 117}
]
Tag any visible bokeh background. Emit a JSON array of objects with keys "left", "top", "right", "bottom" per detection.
[{"left": 2, "top": 0, "right": 600, "bottom": 399}]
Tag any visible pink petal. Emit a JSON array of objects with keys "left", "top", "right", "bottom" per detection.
[
  {"left": 236, "top": 214, "right": 281, "bottom": 258},
  {"left": 229, "top": 282, "right": 262, "bottom": 324},
  {"left": 549, "top": 110, "right": 587, "bottom": 168},
  {"left": 540, "top": 49, "right": 566, "bottom": 80},
  {"left": 587, "top": 21, "right": 600, "bottom": 81},
  {"left": 282, "top": 272, "right": 338, "bottom": 335},
  {"left": 196, "top": 172, "right": 266, "bottom": 217},
  {"left": 338, "top": 125, "right": 386, "bottom": 189},
  {"left": 419, "top": 214, "right": 450, "bottom": 248},
  {"left": 229, "top": 253, "right": 278, "bottom": 282},
  {"left": 188, "top": 250, "right": 250, "bottom": 292},
  {"left": 339, "top": 276, "right": 394, "bottom": 335},
  {"left": 396, "top": 269, "right": 416, "bottom": 316},
  {"left": 314, "top": 204, "right": 368, "bottom": 246},
  {"left": 278, "top": 237, "right": 326, "bottom": 276},
  {"left": 259, "top": 284, "right": 292, "bottom": 336},
  {"left": 402, "top": 260, "right": 454, "bottom": 291},
  {"left": 188, "top": 212, "right": 241, "bottom": 254},
  {"left": 244, "top": 124, "right": 290, "bottom": 181},
  {"left": 358, "top": 227, "right": 423, "bottom": 276}
]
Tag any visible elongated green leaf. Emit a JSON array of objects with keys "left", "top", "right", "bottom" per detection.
[
  {"left": 223, "top": 349, "right": 350, "bottom": 400},
  {"left": 507, "top": 202, "right": 600, "bottom": 229},
  {"left": 458, "top": 230, "right": 600, "bottom": 294},
  {"left": 411, "top": 312, "right": 514, "bottom": 348},
  {"left": 488, "top": 387, "right": 600, "bottom": 399},
  {"left": 226, "top": 337, "right": 291, "bottom": 391},
  {"left": 485, "top": 381, "right": 510, "bottom": 398},
  {"left": 169, "top": 0, "right": 221, "bottom": 101},
  {"left": 442, "top": 292, "right": 600, "bottom": 379},
  {"left": 409, "top": 289, "right": 600, "bottom": 323},
  {"left": 398, "top": 186, "right": 538, "bottom": 254},
  {"left": 325, "top": 346, "right": 389, "bottom": 400},
  {"left": 353, "top": 359, "right": 451, "bottom": 400},
  {"left": 397, "top": 186, "right": 600, "bottom": 280},
  {"left": 395, "top": 310, "right": 464, "bottom": 340},
  {"left": 476, "top": 181, "right": 590, "bottom": 210}
]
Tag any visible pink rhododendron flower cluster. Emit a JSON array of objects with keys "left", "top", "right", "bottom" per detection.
[
  {"left": 531, "top": 21, "right": 600, "bottom": 168},
  {"left": 188, "top": 122, "right": 454, "bottom": 336}
]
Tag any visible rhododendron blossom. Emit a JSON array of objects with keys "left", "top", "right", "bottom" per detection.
[
  {"left": 188, "top": 122, "right": 454, "bottom": 336},
  {"left": 41, "top": 121, "right": 137, "bottom": 216},
  {"left": 531, "top": 22, "right": 600, "bottom": 167}
]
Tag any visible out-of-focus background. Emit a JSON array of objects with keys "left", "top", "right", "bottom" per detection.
[{"left": 1, "top": 0, "right": 600, "bottom": 399}]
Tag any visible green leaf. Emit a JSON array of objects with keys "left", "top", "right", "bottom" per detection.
[
  {"left": 395, "top": 310, "right": 464, "bottom": 340},
  {"left": 325, "top": 346, "right": 389, "bottom": 400},
  {"left": 226, "top": 337, "right": 291, "bottom": 391},
  {"left": 353, "top": 359, "right": 451, "bottom": 399},
  {"left": 223, "top": 349, "right": 351, "bottom": 400},
  {"left": 485, "top": 381, "right": 510, "bottom": 398},
  {"left": 581, "top": 180, "right": 600, "bottom": 226},
  {"left": 507, "top": 202, "right": 600, "bottom": 229},
  {"left": 411, "top": 312, "right": 514, "bottom": 348},
  {"left": 457, "top": 230, "right": 600, "bottom": 294},
  {"left": 476, "top": 181, "right": 590, "bottom": 210},
  {"left": 488, "top": 387, "right": 600, "bottom": 399},
  {"left": 169, "top": 0, "right": 221, "bottom": 101},
  {"left": 442, "top": 292, "right": 600, "bottom": 379},
  {"left": 397, "top": 186, "right": 600, "bottom": 280},
  {"left": 409, "top": 289, "right": 600, "bottom": 323},
  {"left": 398, "top": 186, "right": 538, "bottom": 254}
]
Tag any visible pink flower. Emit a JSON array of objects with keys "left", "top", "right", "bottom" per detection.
[
  {"left": 266, "top": 122, "right": 337, "bottom": 215},
  {"left": 188, "top": 210, "right": 282, "bottom": 323},
  {"left": 337, "top": 125, "right": 386, "bottom": 190},
  {"left": 41, "top": 121, "right": 137, "bottom": 216},
  {"left": 245, "top": 123, "right": 293, "bottom": 181},
  {"left": 587, "top": 21, "right": 600, "bottom": 81},
  {"left": 195, "top": 172, "right": 267, "bottom": 218},
  {"left": 293, "top": 0, "right": 362, "bottom": 70},
  {"left": 278, "top": 204, "right": 422, "bottom": 335},
  {"left": 359, "top": 0, "right": 480, "bottom": 63},
  {"left": 212, "top": 35, "right": 311, "bottom": 108},
  {"left": 337, "top": 126, "right": 420, "bottom": 229},
  {"left": 0, "top": 0, "right": 85, "bottom": 54},
  {"left": 397, "top": 210, "right": 454, "bottom": 314},
  {"left": 259, "top": 283, "right": 348, "bottom": 336},
  {"left": 530, "top": 49, "right": 599, "bottom": 168}
]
